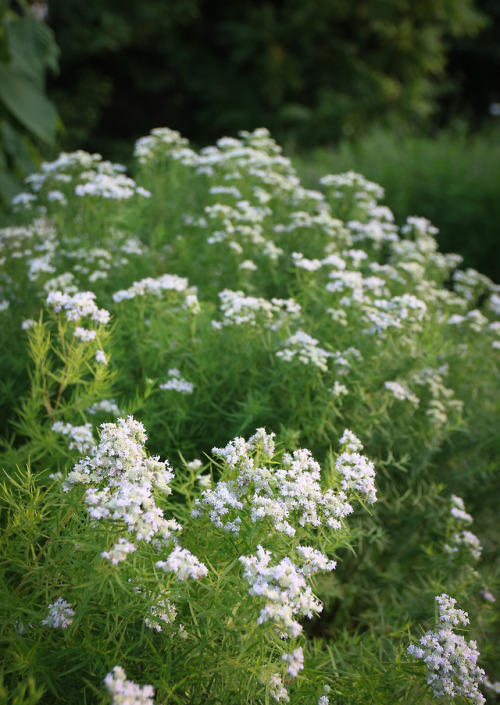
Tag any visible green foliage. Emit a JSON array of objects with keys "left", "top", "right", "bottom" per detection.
[
  {"left": 0, "top": 126, "right": 499, "bottom": 703},
  {"left": 0, "top": 1, "right": 59, "bottom": 203},
  {"left": 46, "top": 0, "right": 485, "bottom": 153},
  {"left": 291, "top": 123, "right": 500, "bottom": 283}
]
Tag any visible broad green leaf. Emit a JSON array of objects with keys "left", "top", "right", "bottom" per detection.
[
  {"left": 0, "top": 63, "right": 57, "bottom": 143},
  {"left": 1, "top": 119, "right": 36, "bottom": 174},
  {"left": 5, "top": 15, "right": 59, "bottom": 84},
  {"left": 0, "top": 169, "right": 21, "bottom": 201}
]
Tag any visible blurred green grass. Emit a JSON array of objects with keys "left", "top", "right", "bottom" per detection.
[{"left": 290, "top": 122, "right": 500, "bottom": 283}]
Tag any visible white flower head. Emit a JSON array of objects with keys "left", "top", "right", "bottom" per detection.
[
  {"left": 42, "top": 597, "right": 75, "bottom": 629},
  {"left": 104, "top": 666, "right": 154, "bottom": 705}
]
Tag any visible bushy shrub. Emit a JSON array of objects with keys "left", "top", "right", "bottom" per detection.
[{"left": 0, "top": 127, "right": 499, "bottom": 704}]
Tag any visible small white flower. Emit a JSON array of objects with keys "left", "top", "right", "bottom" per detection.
[
  {"left": 159, "top": 369, "right": 194, "bottom": 394},
  {"left": 156, "top": 546, "right": 208, "bottom": 581},
  {"left": 101, "top": 538, "right": 136, "bottom": 565},
  {"left": 239, "top": 259, "right": 258, "bottom": 271},
  {"left": 282, "top": 647, "right": 304, "bottom": 677},
  {"left": 95, "top": 349, "right": 107, "bottom": 365},
  {"left": 73, "top": 326, "right": 97, "bottom": 342},
  {"left": 42, "top": 597, "right": 75, "bottom": 629},
  {"left": 104, "top": 666, "right": 154, "bottom": 705}
]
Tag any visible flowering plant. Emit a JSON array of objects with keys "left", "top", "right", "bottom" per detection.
[{"left": 0, "top": 127, "right": 498, "bottom": 703}]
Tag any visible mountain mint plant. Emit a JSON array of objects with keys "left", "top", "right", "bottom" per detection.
[{"left": 0, "top": 126, "right": 498, "bottom": 704}]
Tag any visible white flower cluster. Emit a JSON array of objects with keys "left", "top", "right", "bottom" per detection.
[
  {"left": 239, "top": 545, "right": 326, "bottom": 637},
  {"left": 44, "top": 271, "right": 78, "bottom": 294},
  {"left": 347, "top": 214, "right": 399, "bottom": 251},
  {"left": 113, "top": 273, "right": 192, "bottom": 303},
  {"left": 87, "top": 399, "right": 121, "bottom": 416},
  {"left": 320, "top": 171, "right": 385, "bottom": 212},
  {"left": 291, "top": 251, "right": 323, "bottom": 272},
  {"left": 276, "top": 331, "right": 331, "bottom": 371},
  {"left": 159, "top": 369, "right": 194, "bottom": 394},
  {"left": 75, "top": 172, "right": 151, "bottom": 201},
  {"left": 452, "top": 267, "right": 498, "bottom": 303},
  {"left": 489, "top": 293, "right": 500, "bottom": 316},
  {"left": 400, "top": 216, "right": 439, "bottom": 239},
  {"left": 63, "top": 416, "right": 209, "bottom": 577},
  {"left": 275, "top": 210, "right": 348, "bottom": 245},
  {"left": 64, "top": 416, "right": 181, "bottom": 560},
  {"left": 21, "top": 150, "right": 151, "bottom": 205},
  {"left": 445, "top": 531, "right": 483, "bottom": 561},
  {"left": 73, "top": 326, "right": 97, "bottom": 342},
  {"left": 484, "top": 678, "right": 500, "bottom": 695},
  {"left": 326, "top": 269, "right": 387, "bottom": 303},
  {"left": 214, "top": 289, "right": 301, "bottom": 329},
  {"left": 52, "top": 421, "right": 95, "bottom": 454},
  {"left": 362, "top": 294, "right": 427, "bottom": 335},
  {"left": 27, "top": 253, "right": 56, "bottom": 281},
  {"left": 450, "top": 494, "right": 473, "bottom": 524},
  {"left": 204, "top": 199, "right": 271, "bottom": 249},
  {"left": 104, "top": 666, "right": 155, "bottom": 705},
  {"left": 11, "top": 191, "right": 38, "bottom": 211},
  {"left": 282, "top": 646, "right": 304, "bottom": 677},
  {"left": 336, "top": 430, "right": 377, "bottom": 504},
  {"left": 447, "top": 308, "right": 486, "bottom": 328},
  {"left": 42, "top": 597, "right": 75, "bottom": 629},
  {"left": 331, "top": 381, "right": 349, "bottom": 398},
  {"left": 445, "top": 495, "right": 482, "bottom": 561},
  {"left": 384, "top": 381, "right": 420, "bottom": 405},
  {"left": 101, "top": 538, "right": 136, "bottom": 565},
  {"left": 155, "top": 546, "right": 209, "bottom": 581},
  {"left": 295, "top": 546, "right": 337, "bottom": 577},
  {"left": 407, "top": 594, "right": 485, "bottom": 704},
  {"left": 134, "top": 126, "right": 195, "bottom": 165},
  {"left": 46, "top": 290, "right": 110, "bottom": 325},
  {"left": 192, "top": 428, "right": 356, "bottom": 536},
  {"left": 269, "top": 673, "right": 289, "bottom": 703}
]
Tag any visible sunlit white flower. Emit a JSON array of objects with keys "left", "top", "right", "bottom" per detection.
[{"left": 104, "top": 666, "right": 154, "bottom": 705}]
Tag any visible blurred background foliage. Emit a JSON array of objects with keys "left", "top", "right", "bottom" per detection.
[
  {"left": 1, "top": 0, "right": 499, "bottom": 278},
  {"left": 0, "top": 0, "right": 59, "bottom": 202},
  {"left": 45, "top": 0, "right": 491, "bottom": 153}
]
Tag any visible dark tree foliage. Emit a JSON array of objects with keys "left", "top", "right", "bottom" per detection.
[
  {"left": 442, "top": 0, "right": 500, "bottom": 125},
  {"left": 46, "top": 0, "right": 486, "bottom": 155}
]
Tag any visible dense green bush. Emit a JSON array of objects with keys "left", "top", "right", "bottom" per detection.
[
  {"left": 0, "top": 127, "right": 499, "bottom": 704},
  {"left": 46, "top": 0, "right": 485, "bottom": 153},
  {"left": 291, "top": 124, "right": 500, "bottom": 283}
]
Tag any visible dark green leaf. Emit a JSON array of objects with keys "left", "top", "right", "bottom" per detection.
[
  {"left": 0, "top": 63, "right": 57, "bottom": 143},
  {"left": 0, "top": 169, "right": 21, "bottom": 201},
  {"left": 1, "top": 119, "right": 36, "bottom": 173}
]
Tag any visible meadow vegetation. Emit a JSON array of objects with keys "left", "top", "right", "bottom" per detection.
[
  {"left": 0, "top": 127, "right": 499, "bottom": 704},
  {"left": 291, "top": 122, "right": 500, "bottom": 283}
]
